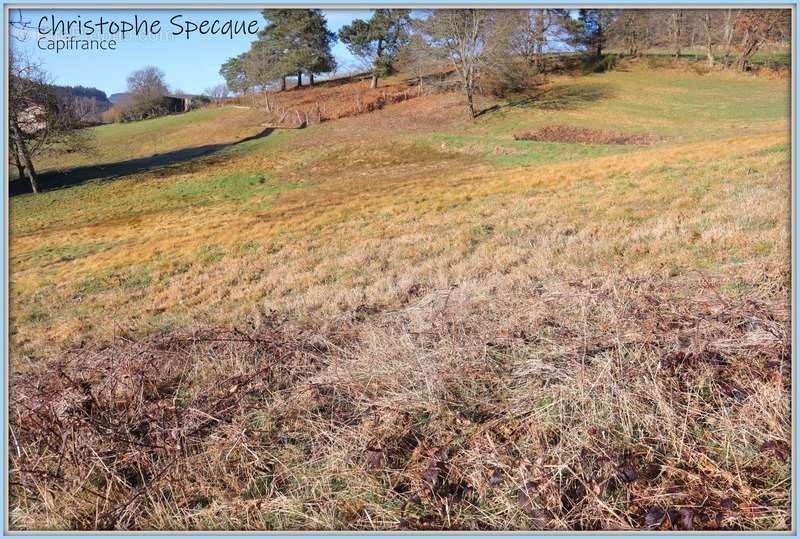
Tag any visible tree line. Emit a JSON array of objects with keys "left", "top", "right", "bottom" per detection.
[{"left": 220, "top": 8, "right": 789, "bottom": 121}]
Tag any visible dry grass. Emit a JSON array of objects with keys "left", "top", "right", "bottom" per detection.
[
  {"left": 231, "top": 73, "right": 443, "bottom": 127},
  {"left": 10, "top": 275, "right": 790, "bottom": 530},
  {"left": 513, "top": 125, "right": 662, "bottom": 145},
  {"left": 8, "top": 65, "right": 791, "bottom": 530}
]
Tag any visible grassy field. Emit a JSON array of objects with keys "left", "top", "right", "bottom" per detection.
[
  {"left": 28, "top": 106, "right": 272, "bottom": 174},
  {"left": 9, "top": 64, "right": 791, "bottom": 530}
]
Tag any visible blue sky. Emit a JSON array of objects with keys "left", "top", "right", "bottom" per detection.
[{"left": 9, "top": 9, "right": 368, "bottom": 96}]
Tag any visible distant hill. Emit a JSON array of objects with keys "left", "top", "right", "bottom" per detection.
[
  {"left": 53, "top": 84, "right": 110, "bottom": 103},
  {"left": 109, "top": 92, "right": 130, "bottom": 104},
  {"left": 53, "top": 84, "right": 112, "bottom": 125}
]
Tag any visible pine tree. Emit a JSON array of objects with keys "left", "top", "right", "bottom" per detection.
[
  {"left": 261, "top": 9, "right": 336, "bottom": 87},
  {"left": 571, "top": 9, "right": 618, "bottom": 58},
  {"left": 339, "top": 9, "right": 410, "bottom": 88},
  {"left": 219, "top": 54, "right": 250, "bottom": 95}
]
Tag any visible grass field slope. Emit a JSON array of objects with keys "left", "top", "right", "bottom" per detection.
[{"left": 9, "top": 63, "right": 791, "bottom": 531}]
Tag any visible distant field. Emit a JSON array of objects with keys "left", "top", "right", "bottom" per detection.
[
  {"left": 30, "top": 106, "right": 271, "bottom": 173},
  {"left": 9, "top": 64, "right": 790, "bottom": 530}
]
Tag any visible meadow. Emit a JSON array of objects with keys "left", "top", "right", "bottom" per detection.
[{"left": 9, "top": 62, "right": 791, "bottom": 530}]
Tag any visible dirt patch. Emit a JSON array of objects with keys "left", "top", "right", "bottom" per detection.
[{"left": 514, "top": 125, "right": 662, "bottom": 145}]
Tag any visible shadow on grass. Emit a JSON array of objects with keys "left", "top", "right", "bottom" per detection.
[
  {"left": 479, "top": 81, "right": 615, "bottom": 117},
  {"left": 10, "top": 127, "right": 275, "bottom": 196}
]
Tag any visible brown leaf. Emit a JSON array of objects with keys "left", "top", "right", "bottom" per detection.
[
  {"left": 618, "top": 462, "right": 638, "bottom": 483},
  {"left": 678, "top": 507, "right": 694, "bottom": 530},
  {"left": 488, "top": 467, "right": 504, "bottom": 487},
  {"left": 760, "top": 440, "right": 789, "bottom": 462},
  {"left": 517, "top": 480, "right": 539, "bottom": 516},
  {"left": 365, "top": 448, "right": 383, "bottom": 469},
  {"left": 645, "top": 507, "right": 667, "bottom": 529},
  {"left": 421, "top": 456, "right": 446, "bottom": 489}
]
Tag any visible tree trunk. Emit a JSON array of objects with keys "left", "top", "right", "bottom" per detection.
[
  {"left": 296, "top": 71, "right": 302, "bottom": 87},
  {"left": 371, "top": 40, "right": 384, "bottom": 89},
  {"left": 672, "top": 11, "right": 683, "bottom": 59},
  {"left": 534, "top": 10, "right": 547, "bottom": 68},
  {"left": 704, "top": 14, "right": 715, "bottom": 66},
  {"left": 463, "top": 70, "right": 476, "bottom": 120},
  {"left": 309, "top": 73, "right": 314, "bottom": 86},
  {"left": 721, "top": 10, "right": 736, "bottom": 67},
  {"left": 465, "top": 90, "right": 475, "bottom": 119},
  {"left": 534, "top": 40, "right": 544, "bottom": 70},
  {"left": 11, "top": 141, "right": 25, "bottom": 180},
  {"left": 737, "top": 37, "right": 761, "bottom": 72},
  {"left": 280, "top": 76, "right": 286, "bottom": 91},
  {"left": 10, "top": 119, "right": 38, "bottom": 193}
]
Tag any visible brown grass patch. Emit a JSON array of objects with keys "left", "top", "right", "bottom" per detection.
[
  {"left": 9, "top": 274, "right": 790, "bottom": 530},
  {"left": 514, "top": 125, "right": 663, "bottom": 145}
]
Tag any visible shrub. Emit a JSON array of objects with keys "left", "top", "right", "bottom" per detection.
[
  {"left": 581, "top": 53, "right": 618, "bottom": 74},
  {"left": 101, "top": 105, "right": 124, "bottom": 124}
]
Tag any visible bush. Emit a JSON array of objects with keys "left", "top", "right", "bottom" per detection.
[
  {"left": 101, "top": 105, "right": 124, "bottom": 124},
  {"left": 692, "top": 62, "right": 713, "bottom": 76},
  {"left": 645, "top": 56, "right": 671, "bottom": 70},
  {"left": 483, "top": 57, "right": 543, "bottom": 98},
  {"left": 581, "top": 53, "right": 618, "bottom": 74}
]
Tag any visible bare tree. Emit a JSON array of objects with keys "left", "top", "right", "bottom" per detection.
[
  {"left": 395, "top": 28, "right": 440, "bottom": 94},
  {"left": 719, "top": 10, "right": 739, "bottom": 67},
  {"left": 242, "top": 40, "right": 284, "bottom": 111},
  {"left": 734, "top": 9, "right": 789, "bottom": 71},
  {"left": 124, "top": 66, "right": 169, "bottom": 120},
  {"left": 669, "top": 10, "right": 685, "bottom": 59},
  {"left": 205, "top": 84, "right": 229, "bottom": 105},
  {"left": 509, "top": 9, "right": 569, "bottom": 69},
  {"left": 422, "top": 9, "right": 492, "bottom": 119},
  {"left": 694, "top": 10, "right": 722, "bottom": 66},
  {"left": 9, "top": 46, "right": 90, "bottom": 193},
  {"left": 8, "top": 49, "right": 40, "bottom": 192},
  {"left": 608, "top": 10, "right": 656, "bottom": 57}
]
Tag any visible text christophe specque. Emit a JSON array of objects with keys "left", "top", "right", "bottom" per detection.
[{"left": 37, "top": 14, "right": 260, "bottom": 52}]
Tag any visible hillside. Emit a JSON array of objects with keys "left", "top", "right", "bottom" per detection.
[{"left": 9, "top": 64, "right": 791, "bottom": 530}]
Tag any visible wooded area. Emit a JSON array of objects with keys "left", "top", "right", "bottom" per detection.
[{"left": 219, "top": 9, "right": 790, "bottom": 120}]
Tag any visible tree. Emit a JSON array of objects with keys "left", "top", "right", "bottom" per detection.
[
  {"left": 693, "top": 9, "right": 726, "bottom": 66},
  {"left": 669, "top": 10, "right": 685, "bottom": 59},
  {"left": 339, "top": 9, "right": 411, "bottom": 88},
  {"left": 9, "top": 46, "right": 89, "bottom": 193},
  {"left": 422, "top": 9, "right": 492, "bottom": 120},
  {"left": 243, "top": 39, "right": 284, "bottom": 108},
  {"left": 123, "top": 66, "right": 169, "bottom": 120},
  {"left": 481, "top": 9, "right": 569, "bottom": 95},
  {"left": 719, "top": 10, "right": 739, "bottom": 67},
  {"left": 395, "top": 26, "right": 440, "bottom": 93},
  {"left": 220, "top": 55, "right": 251, "bottom": 95},
  {"left": 608, "top": 10, "right": 656, "bottom": 57},
  {"left": 734, "top": 9, "right": 789, "bottom": 71},
  {"left": 571, "top": 9, "right": 618, "bottom": 58},
  {"left": 261, "top": 9, "right": 336, "bottom": 87},
  {"left": 509, "top": 9, "right": 569, "bottom": 69},
  {"left": 205, "top": 84, "right": 229, "bottom": 105}
]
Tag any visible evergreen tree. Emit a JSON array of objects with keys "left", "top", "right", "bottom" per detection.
[
  {"left": 339, "top": 9, "right": 411, "bottom": 88},
  {"left": 219, "top": 54, "right": 250, "bottom": 95},
  {"left": 261, "top": 9, "right": 336, "bottom": 87},
  {"left": 571, "top": 9, "right": 618, "bottom": 58}
]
